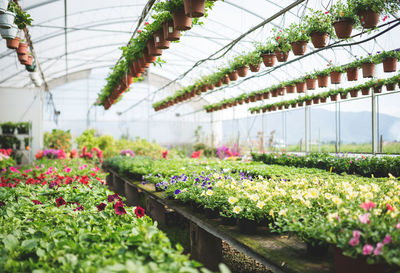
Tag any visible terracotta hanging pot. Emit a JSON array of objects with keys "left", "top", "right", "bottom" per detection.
[
  {"left": 275, "top": 50, "right": 289, "bottom": 62},
  {"left": 18, "top": 53, "right": 28, "bottom": 63},
  {"left": 306, "top": 78, "right": 317, "bottom": 90},
  {"left": 163, "top": 20, "right": 180, "bottom": 41},
  {"left": 306, "top": 100, "right": 312, "bottom": 106},
  {"left": 350, "top": 89, "right": 359, "bottom": 97},
  {"left": 249, "top": 63, "right": 261, "bottom": 72},
  {"left": 228, "top": 71, "right": 238, "bottom": 81},
  {"left": 138, "top": 56, "right": 148, "bottom": 69},
  {"left": 208, "top": 84, "right": 215, "bottom": 90},
  {"left": 17, "top": 42, "right": 28, "bottom": 55},
  {"left": 310, "top": 32, "right": 329, "bottom": 48},
  {"left": 333, "top": 19, "right": 354, "bottom": 39},
  {"left": 172, "top": 9, "right": 192, "bottom": 31},
  {"left": 358, "top": 9, "right": 380, "bottom": 29},
  {"left": 278, "top": 105, "right": 284, "bottom": 110},
  {"left": 295, "top": 81, "right": 306, "bottom": 93},
  {"left": 291, "top": 40, "right": 308, "bottom": 56},
  {"left": 291, "top": 103, "right": 297, "bottom": 108},
  {"left": 222, "top": 75, "right": 230, "bottom": 84},
  {"left": 154, "top": 30, "right": 170, "bottom": 49},
  {"left": 262, "top": 92, "right": 270, "bottom": 99},
  {"left": 183, "top": 0, "right": 205, "bottom": 18},
  {"left": 24, "top": 55, "right": 33, "bottom": 66},
  {"left": 244, "top": 97, "right": 250, "bottom": 103},
  {"left": 297, "top": 101, "right": 304, "bottom": 107},
  {"left": 271, "top": 89, "right": 278, "bottom": 97},
  {"left": 317, "top": 75, "right": 329, "bottom": 87},
  {"left": 201, "top": 85, "right": 208, "bottom": 92},
  {"left": 285, "top": 85, "right": 295, "bottom": 93},
  {"left": 320, "top": 97, "right": 327, "bottom": 103},
  {"left": 215, "top": 80, "right": 223, "bottom": 87},
  {"left": 382, "top": 57, "right": 397, "bottom": 73},
  {"left": 330, "top": 94, "right": 338, "bottom": 101},
  {"left": 250, "top": 96, "right": 256, "bottom": 102},
  {"left": 340, "top": 93, "right": 348, "bottom": 100},
  {"left": 146, "top": 39, "right": 162, "bottom": 56},
  {"left": 330, "top": 71, "right": 342, "bottom": 84},
  {"left": 6, "top": 36, "right": 20, "bottom": 49},
  {"left": 373, "top": 86, "right": 382, "bottom": 93},
  {"left": 346, "top": 67, "right": 359, "bottom": 81},
  {"left": 237, "top": 66, "right": 248, "bottom": 77},
  {"left": 255, "top": 94, "right": 262, "bottom": 101},
  {"left": 134, "top": 59, "right": 145, "bottom": 73},
  {"left": 386, "top": 83, "right": 395, "bottom": 91},
  {"left": 313, "top": 97, "right": 320, "bottom": 104},
  {"left": 144, "top": 51, "right": 156, "bottom": 64},
  {"left": 277, "top": 87, "right": 285, "bottom": 96},
  {"left": 261, "top": 53, "right": 276, "bottom": 67},
  {"left": 361, "top": 87, "right": 370, "bottom": 95},
  {"left": 362, "top": 63, "right": 375, "bottom": 78}
]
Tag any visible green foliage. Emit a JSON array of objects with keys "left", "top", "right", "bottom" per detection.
[
  {"left": 352, "top": 0, "right": 400, "bottom": 14},
  {"left": 304, "top": 9, "right": 335, "bottom": 36},
  {"left": 75, "top": 129, "right": 100, "bottom": 151},
  {"left": 271, "top": 27, "right": 291, "bottom": 52},
  {"left": 8, "top": 2, "right": 33, "bottom": 29},
  {"left": 44, "top": 129, "right": 71, "bottom": 150},
  {"left": 254, "top": 40, "right": 276, "bottom": 54},
  {"left": 285, "top": 22, "right": 310, "bottom": 43}
]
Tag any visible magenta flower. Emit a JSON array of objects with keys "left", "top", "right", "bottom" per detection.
[
  {"left": 383, "top": 235, "right": 391, "bottom": 245},
  {"left": 74, "top": 205, "right": 84, "bottom": 211},
  {"left": 115, "top": 200, "right": 126, "bottom": 215},
  {"left": 358, "top": 213, "right": 370, "bottom": 224},
  {"left": 349, "top": 237, "right": 360, "bottom": 247},
  {"left": 362, "top": 244, "right": 374, "bottom": 255},
  {"left": 32, "top": 200, "right": 43, "bottom": 205},
  {"left": 55, "top": 196, "right": 67, "bottom": 207},
  {"left": 360, "top": 201, "right": 376, "bottom": 211},
  {"left": 373, "top": 243, "right": 384, "bottom": 256},
  {"left": 97, "top": 202, "right": 107, "bottom": 211},
  {"left": 107, "top": 193, "right": 121, "bottom": 202}
]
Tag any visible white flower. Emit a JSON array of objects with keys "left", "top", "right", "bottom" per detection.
[
  {"left": 228, "top": 197, "right": 238, "bottom": 204},
  {"left": 233, "top": 206, "right": 242, "bottom": 214},
  {"left": 206, "top": 189, "right": 213, "bottom": 196},
  {"left": 278, "top": 209, "right": 288, "bottom": 217},
  {"left": 250, "top": 194, "right": 259, "bottom": 202},
  {"left": 256, "top": 201, "right": 265, "bottom": 209}
]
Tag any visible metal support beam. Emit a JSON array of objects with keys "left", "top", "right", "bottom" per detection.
[
  {"left": 372, "top": 93, "right": 378, "bottom": 154},
  {"left": 64, "top": 0, "right": 68, "bottom": 79}
]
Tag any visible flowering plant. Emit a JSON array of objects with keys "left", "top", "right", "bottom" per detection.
[
  {"left": 304, "top": 9, "right": 335, "bottom": 36},
  {"left": 285, "top": 22, "right": 310, "bottom": 43},
  {"left": 120, "top": 149, "right": 136, "bottom": 157},
  {"left": 271, "top": 28, "right": 292, "bottom": 52}
]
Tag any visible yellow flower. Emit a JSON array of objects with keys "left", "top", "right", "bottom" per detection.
[
  {"left": 228, "top": 196, "right": 238, "bottom": 204},
  {"left": 307, "top": 188, "right": 319, "bottom": 198},
  {"left": 250, "top": 194, "right": 259, "bottom": 202},
  {"left": 278, "top": 209, "right": 288, "bottom": 217},
  {"left": 327, "top": 212, "right": 338, "bottom": 222},
  {"left": 213, "top": 173, "right": 220, "bottom": 179},
  {"left": 269, "top": 209, "right": 275, "bottom": 218},
  {"left": 332, "top": 196, "right": 343, "bottom": 206},
  {"left": 340, "top": 10, "right": 344, "bottom": 17},
  {"left": 233, "top": 206, "right": 242, "bottom": 214},
  {"left": 215, "top": 181, "right": 223, "bottom": 187},
  {"left": 256, "top": 201, "right": 265, "bottom": 209},
  {"left": 200, "top": 191, "right": 205, "bottom": 197},
  {"left": 206, "top": 189, "right": 213, "bottom": 196},
  {"left": 364, "top": 192, "right": 373, "bottom": 200}
]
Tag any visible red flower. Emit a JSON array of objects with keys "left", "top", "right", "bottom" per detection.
[
  {"left": 135, "top": 206, "right": 145, "bottom": 218},
  {"left": 324, "top": 11, "right": 329, "bottom": 14},
  {"left": 115, "top": 201, "right": 127, "bottom": 215},
  {"left": 74, "top": 205, "right": 84, "bottom": 211},
  {"left": 144, "top": 22, "right": 149, "bottom": 25},
  {"left": 107, "top": 193, "right": 121, "bottom": 202},
  {"left": 383, "top": 15, "right": 388, "bottom": 22},
  {"left": 191, "top": 150, "right": 201, "bottom": 158},
  {"left": 32, "top": 200, "right": 42, "bottom": 205},
  {"left": 162, "top": 150, "right": 168, "bottom": 159},
  {"left": 138, "top": 30, "right": 142, "bottom": 33},
  {"left": 97, "top": 202, "right": 107, "bottom": 211},
  {"left": 276, "top": 36, "right": 280, "bottom": 41},
  {"left": 55, "top": 196, "right": 67, "bottom": 207},
  {"left": 387, "top": 203, "right": 395, "bottom": 211}
]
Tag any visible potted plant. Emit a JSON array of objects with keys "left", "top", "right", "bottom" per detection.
[
  {"left": 230, "top": 54, "right": 249, "bottom": 77},
  {"left": 285, "top": 22, "right": 310, "bottom": 56},
  {"left": 329, "top": 90, "right": 339, "bottom": 101},
  {"left": 294, "top": 78, "right": 306, "bottom": 93},
  {"left": 0, "top": 8, "right": 14, "bottom": 29},
  {"left": 359, "top": 54, "right": 377, "bottom": 78},
  {"left": 319, "top": 92, "right": 329, "bottom": 102},
  {"left": 1, "top": 122, "right": 16, "bottom": 134},
  {"left": 352, "top": 0, "right": 394, "bottom": 29},
  {"left": 374, "top": 50, "right": 399, "bottom": 73},
  {"left": 285, "top": 80, "right": 296, "bottom": 93},
  {"left": 183, "top": 0, "right": 205, "bottom": 18},
  {"left": 339, "top": 88, "right": 349, "bottom": 99},
  {"left": 372, "top": 79, "right": 384, "bottom": 93},
  {"left": 384, "top": 75, "right": 398, "bottom": 91},
  {"left": 272, "top": 28, "right": 291, "bottom": 62},
  {"left": 256, "top": 40, "right": 277, "bottom": 67},
  {"left": 349, "top": 87, "right": 359, "bottom": 97},
  {"left": 0, "top": 0, "right": 9, "bottom": 13},
  {"left": 330, "top": 0, "right": 360, "bottom": 39},
  {"left": 344, "top": 61, "right": 359, "bottom": 81},
  {"left": 329, "top": 66, "right": 345, "bottom": 84},
  {"left": 315, "top": 68, "right": 330, "bottom": 87},
  {"left": 154, "top": 0, "right": 192, "bottom": 31},
  {"left": 6, "top": 2, "right": 32, "bottom": 48},
  {"left": 246, "top": 51, "right": 262, "bottom": 72},
  {"left": 304, "top": 74, "right": 317, "bottom": 90},
  {"left": 304, "top": 9, "right": 335, "bottom": 48}
]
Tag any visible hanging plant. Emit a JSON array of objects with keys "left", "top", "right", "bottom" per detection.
[
  {"left": 374, "top": 49, "right": 400, "bottom": 72},
  {"left": 304, "top": 9, "right": 335, "bottom": 48},
  {"left": 330, "top": 0, "right": 360, "bottom": 39},
  {"left": 272, "top": 28, "right": 291, "bottom": 62},
  {"left": 255, "top": 40, "right": 277, "bottom": 67},
  {"left": 285, "top": 22, "right": 310, "bottom": 56},
  {"left": 352, "top": 0, "right": 399, "bottom": 29}
]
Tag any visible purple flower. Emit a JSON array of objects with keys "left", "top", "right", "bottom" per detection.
[
  {"left": 97, "top": 202, "right": 107, "bottom": 211},
  {"left": 174, "top": 189, "right": 181, "bottom": 195}
]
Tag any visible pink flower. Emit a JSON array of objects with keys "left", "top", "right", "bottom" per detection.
[
  {"left": 396, "top": 223, "right": 400, "bottom": 229},
  {"left": 360, "top": 201, "right": 376, "bottom": 211},
  {"left": 32, "top": 200, "right": 43, "bottom": 205},
  {"left": 383, "top": 15, "right": 388, "bottom": 22},
  {"left": 358, "top": 213, "right": 370, "bottom": 224},
  {"left": 324, "top": 11, "right": 329, "bottom": 14},
  {"left": 362, "top": 244, "right": 374, "bottom": 255},
  {"left": 383, "top": 235, "right": 391, "bottom": 245},
  {"left": 373, "top": 242, "right": 384, "bottom": 256},
  {"left": 63, "top": 167, "right": 71, "bottom": 173},
  {"left": 386, "top": 203, "right": 395, "bottom": 211},
  {"left": 349, "top": 237, "right": 359, "bottom": 247},
  {"left": 352, "top": 230, "right": 361, "bottom": 239}
]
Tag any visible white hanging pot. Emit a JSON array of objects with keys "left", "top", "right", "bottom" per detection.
[
  {"left": 0, "top": 23, "right": 17, "bottom": 39},
  {"left": 0, "top": 10, "right": 15, "bottom": 29},
  {"left": 0, "top": 0, "right": 9, "bottom": 14}
]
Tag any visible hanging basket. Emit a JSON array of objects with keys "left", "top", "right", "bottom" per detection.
[
  {"left": 228, "top": 71, "right": 238, "bottom": 81},
  {"left": 237, "top": 66, "right": 248, "bottom": 77},
  {"left": 291, "top": 40, "right": 308, "bottom": 56},
  {"left": 23, "top": 55, "right": 33, "bottom": 66},
  {"left": 0, "top": 24, "right": 17, "bottom": 39},
  {"left": 320, "top": 97, "right": 327, "bottom": 103},
  {"left": 17, "top": 42, "right": 28, "bottom": 55},
  {"left": 154, "top": 30, "right": 170, "bottom": 49},
  {"left": 222, "top": 75, "right": 230, "bottom": 85},
  {"left": 271, "top": 89, "right": 278, "bottom": 97},
  {"left": 340, "top": 93, "right": 348, "bottom": 100},
  {"left": 361, "top": 87, "right": 370, "bottom": 95},
  {"left": 0, "top": 0, "right": 9, "bottom": 13},
  {"left": 346, "top": 67, "right": 359, "bottom": 81},
  {"left": 295, "top": 81, "right": 306, "bottom": 93},
  {"left": 382, "top": 57, "right": 397, "bottom": 73},
  {"left": 261, "top": 53, "right": 276, "bottom": 67},
  {"left": 362, "top": 63, "right": 375, "bottom": 78},
  {"left": 317, "top": 75, "right": 329, "bottom": 87},
  {"left": 208, "top": 83, "right": 215, "bottom": 90},
  {"left": 297, "top": 101, "right": 304, "bottom": 107},
  {"left": 330, "top": 71, "right": 342, "bottom": 84},
  {"left": 183, "top": 0, "right": 205, "bottom": 18},
  {"left": 215, "top": 80, "right": 223, "bottom": 87},
  {"left": 349, "top": 89, "right": 359, "bottom": 97},
  {"left": 201, "top": 85, "right": 208, "bottom": 92},
  {"left": 249, "top": 63, "right": 261, "bottom": 72},
  {"left": 138, "top": 56, "right": 148, "bottom": 69},
  {"left": 144, "top": 51, "right": 157, "bottom": 64},
  {"left": 18, "top": 53, "right": 28, "bottom": 63},
  {"left": 0, "top": 11, "right": 15, "bottom": 29},
  {"left": 330, "top": 94, "right": 338, "bottom": 101},
  {"left": 358, "top": 9, "right": 380, "bottom": 29},
  {"left": 333, "top": 19, "right": 354, "bottom": 39},
  {"left": 163, "top": 20, "right": 180, "bottom": 41},
  {"left": 373, "top": 86, "right": 382, "bottom": 93},
  {"left": 312, "top": 97, "right": 320, "bottom": 104},
  {"left": 278, "top": 87, "right": 286, "bottom": 96},
  {"left": 386, "top": 83, "right": 395, "bottom": 91},
  {"left": 285, "top": 85, "right": 295, "bottom": 93},
  {"left": 305, "top": 100, "right": 312, "bottom": 106},
  {"left": 135, "top": 59, "right": 145, "bottom": 73},
  {"left": 275, "top": 50, "right": 289, "bottom": 62},
  {"left": 306, "top": 78, "right": 317, "bottom": 90},
  {"left": 146, "top": 39, "right": 162, "bottom": 56},
  {"left": 172, "top": 9, "right": 192, "bottom": 31},
  {"left": 6, "top": 36, "right": 19, "bottom": 49},
  {"left": 262, "top": 92, "right": 269, "bottom": 99},
  {"left": 310, "top": 32, "right": 329, "bottom": 48}
]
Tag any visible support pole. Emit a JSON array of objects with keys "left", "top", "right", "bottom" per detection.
[
  {"left": 305, "top": 106, "right": 309, "bottom": 153},
  {"left": 372, "top": 92, "right": 378, "bottom": 154}
]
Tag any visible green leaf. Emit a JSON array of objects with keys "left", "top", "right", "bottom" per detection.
[
  {"left": 3, "top": 234, "right": 18, "bottom": 251},
  {"left": 21, "top": 239, "right": 38, "bottom": 251},
  {"left": 36, "top": 248, "right": 45, "bottom": 257}
]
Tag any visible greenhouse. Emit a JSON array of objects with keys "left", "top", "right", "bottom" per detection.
[{"left": 1, "top": 0, "right": 400, "bottom": 272}]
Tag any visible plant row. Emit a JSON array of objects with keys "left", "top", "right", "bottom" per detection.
[
  {"left": 252, "top": 152, "right": 400, "bottom": 178},
  {"left": 0, "top": 0, "right": 36, "bottom": 72},
  {"left": 95, "top": 0, "right": 220, "bottom": 110},
  {"left": 0, "top": 158, "right": 217, "bottom": 273},
  {"left": 1, "top": 121, "right": 30, "bottom": 135},
  {"left": 202, "top": 51, "right": 400, "bottom": 113},
  {"left": 103, "top": 156, "right": 400, "bottom": 268},
  {"left": 152, "top": 1, "right": 400, "bottom": 112}
]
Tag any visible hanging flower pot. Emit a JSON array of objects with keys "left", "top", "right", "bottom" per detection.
[
  {"left": 362, "top": 62, "right": 375, "bottom": 78},
  {"left": 138, "top": 56, "right": 148, "bottom": 69},
  {"left": 0, "top": 24, "right": 17, "bottom": 39},
  {"left": 250, "top": 96, "right": 256, "bottom": 102},
  {"left": 275, "top": 50, "right": 289, "bottom": 62},
  {"left": 6, "top": 36, "right": 19, "bottom": 49},
  {"left": 346, "top": 67, "right": 359, "bottom": 81},
  {"left": 317, "top": 75, "right": 329, "bottom": 87},
  {"left": 0, "top": 11, "right": 15, "bottom": 29},
  {"left": 320, "top": 97, "right": 327, "bottom": 103},
  {"left": 310, "top": 32, "right": 329, "bottom": 48},
  {"left": 249, "top": 63, "right": 261, "bottom": 72},
  {"left": 172, "top": 9, "right": 192, "bottom": 31},
  {"left": 228, "top": 71, "right": 238, "bottom": 81},
  {"left": 244, "top": 97, "right": 250, "bottom": 103},
  {"left": 163, "top": 20, "right": 180, "bottom": 41},
  {"left": 297, "top": 101, "right": 304, "bottom": 107},
  {"left": 386, "top": 83, "right": 395, "bottom": 91},
  {"left": 255, "top": 94, "right": 262, "bottom": 101},
  {"left": 306, "top": 78, "right": 317, "bottom": 90},
  {"left": 330, "top": 71, "right": 342, "bottom": 84},
  {"left": 262, "top": 92, "right": 270, "bottom": 99},
  {"left": 312, "top": 97, "right": 320, "bottom": 104},
  {"left": 183, "top": 0, "right": 205, "bottom": 18},
  {"left": 24, "top": 55, "right": 33, "bottom": 66},
  {"left": 261, "top": 53, "right": 276, "bottom": 67},
  {"left": 144, "top": 51, "right": 156, "bottom": 64},
  {"left": 18, "top": 53, "right": 28, "bottom": 63},
  {"left": 285, "top": 85, "right": 295, "bottom": 93},
  {"left": 237, "top": 66, "right": 248, "bottom": 77},
  {"left": 340, "top": 93, "right": 348, "bottom": 100},
  {"left": 17, "top": 42, "right": 28, "bottom": 55},
  {"left": 373, "top": 85, "right": 382, "bottom": 93},
  {"left": 361, "top": 87, "right": 370, "bottom": 95},
  {"left": 382, "top": 57, "right": 397, "bottom": 73},
  {"left": 146, "top": 39, "right": 162, "bottom": 56},
  {"left": 277, "top": 87, "right": 285, "bottom": 96},
  {"left": 295, "top": 81, "right": 306, "bottom": 93},
  {"left": 0, "top": 0, "right": 9, "bottom": 12},
  {"left": 305, "top": 100, "right": 312, "bottom": 106},
  {"left": 358, "top": 9, "right": 380, "bottom": 29},
  {"left": 349, "top": 89, "right": 359, "bottom": 97},
  {"left": 278, "top": 105, "right": 284, "bottom": 110},
  {"left": 271, "top": 89, "right": 278, "bottom": 97},
  {"left": 215, "top": 79, "right": 223, "bottom": 87},
  {"left": 134, "top": 59, "right": 145, "bottom": 73},
  {"left": 333, "top": 19, "right": 354, "bottom": 39},
  {"left": 154, "top": 30, "right": 170, "bottom": 49},
  {"left": 291, "top": 40, "right": 308, "bottom": 56},
  {"left": 222, "top": 75, "right": 230, "bottom": 85},
  {"left": 330, "top": 94, "right": 338, "bottom": 101},
  {"left": 208, "top": 84, "right": 215, "bottom": 90},
  {"left": 201, "top": 85, "right": 208, "bottom": 92},
  {"left": 238, "top": 100, "right": 243, "bottom": 105},
  {"left": 291, "top": 103, "right": 297, "bottom": 108}
]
